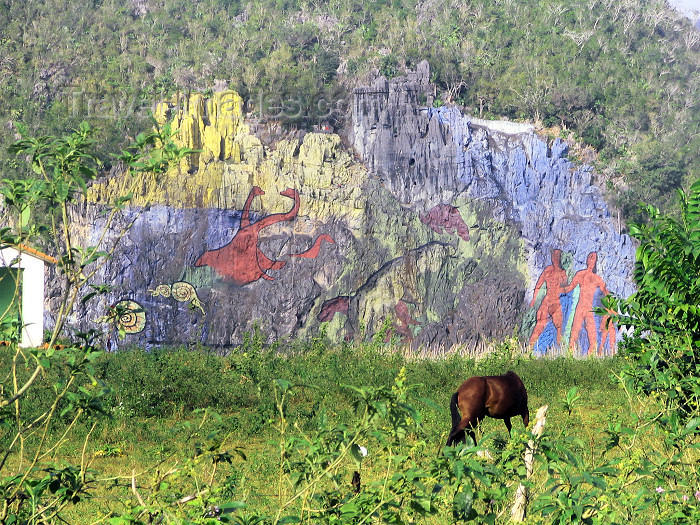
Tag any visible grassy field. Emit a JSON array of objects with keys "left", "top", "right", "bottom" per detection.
[
  {"left": 0, "top": 339, "right": 700, "bottom": 524},
  {"left": 2, "top": 339, "right": 698, "bottom": 523}
]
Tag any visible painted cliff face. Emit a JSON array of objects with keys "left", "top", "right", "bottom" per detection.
[
  {"left": 525, "top": 250, "right": 617, "bottom": 356},
  {"left": 194, "top": 187, "right": 300, "bottom": 285},
  {"left": 192, "top": 186, "right": 335, "bottom": 286},
  {"left": 420, "top": 205, "right": 470, "bottom": 242},
  {"left": 68, "top": 72, "right": 635, "bottom": 350}
]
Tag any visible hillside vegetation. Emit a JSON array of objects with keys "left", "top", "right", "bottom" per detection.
[{"left": 0, "top": 0, "right": 698, "bottom": 218}]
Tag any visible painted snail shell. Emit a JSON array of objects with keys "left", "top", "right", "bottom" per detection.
[
  {"left": 150, "top": 284, "right": 172, "bottom": 297},
  {"left": 114, "top": 300, "right": 146, "bottom": 334},
  {"left": 171, "top": 281, "right": 197, "bottom": 302}
]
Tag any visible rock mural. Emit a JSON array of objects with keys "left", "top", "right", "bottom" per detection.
[
  {"left": 420, "top": 205, "right": 470, "bottom": 242},
  {"left": 529, "top": 249, "right": 568, "bottom": 348},
  {"left": 106, "top": 300, "right": 146, "bottom": 335},
  {"left": 352, "top": 62, "right": 634, "bottom": 354},
  {"left": 191, "top": 185, "right": 335, "bottom": 285},
  {"left": 149, "top": 282, "right": 205, "bottom": 315},
  {"left": 194, "top": 186, "right": 300, "bottom": 284},
  {"left": 54, "top": 64, "right": 636, "bottom": 353},
  {"left": 528, "top": 250, "right": 616, "bottom": 355}
]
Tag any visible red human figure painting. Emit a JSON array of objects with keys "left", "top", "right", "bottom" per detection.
[
  {"left": 420, "top": 204, "right": 470, "bottom": 242},
  {"left": 599, "top": 309, "right": 617, "bottom": 356},
  {"left": 529, "top": 249, "right": 567, "bottom": 347},
  {"left": 195, "top": 187, "right": 299, "bottom": 285},
  {"left": 563, "top": 252, "right": 613, "bottom": 355}
]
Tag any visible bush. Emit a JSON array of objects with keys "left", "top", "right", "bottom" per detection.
[{"left": 604, "top": 179, "right": 700, "bottom": 428}]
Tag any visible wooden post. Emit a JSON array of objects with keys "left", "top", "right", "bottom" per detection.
[{"left": 511, "top": 405, "right": 548, "bottom": 522}]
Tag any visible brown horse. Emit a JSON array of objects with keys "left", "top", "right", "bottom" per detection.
[{"left": 446, "top": 371, "right": 529, "bottom": 446}]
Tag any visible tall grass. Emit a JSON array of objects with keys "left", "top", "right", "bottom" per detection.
[{"left": 1, "top": 337, "right": 622, "bottom": 438}]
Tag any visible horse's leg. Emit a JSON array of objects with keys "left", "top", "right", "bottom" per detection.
[
  {"left": 458, "top": 414, "right": 483, "bottom": 446},
  {"left": 447, "top": 413, "right": 470, "bottom": 445},
  {"left": 504, "top": 417, "right": 512, "bottom": 434},
  {"left": 447, "top": 419, "right": 476, "bottom": 445},
  {"left": 446, "top": 427, "right": 465, "bottom": 446}
]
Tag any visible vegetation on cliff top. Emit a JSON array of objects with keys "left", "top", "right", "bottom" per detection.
[{"left": 0, "top": 0, "right": 698, "bottom": 218}]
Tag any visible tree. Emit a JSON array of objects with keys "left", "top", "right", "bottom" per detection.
[{"left": 0, "top": 121, "right": 193, "bottom": 522}]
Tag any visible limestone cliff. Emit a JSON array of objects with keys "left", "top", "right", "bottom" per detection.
[
  {"left": 58, "top": 67, "right": 635, "bottom": 355},
  {"left": 352, "top": 63, "right": 635, "bottom": 353}
]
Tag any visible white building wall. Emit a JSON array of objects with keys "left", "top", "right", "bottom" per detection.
[{"left": 0, "top": 246, "right": 47, "bottom": 348}]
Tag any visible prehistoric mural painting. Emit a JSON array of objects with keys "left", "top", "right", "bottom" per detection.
[
  {"left": 318, "top": 296, "right": 350, "bottom": 322},
  {"left": 392, "top": 299, "right": 421, "bottom": 341},
  {"left": 563, "top": 252, "right": 615, "bottom": 355},
  {"left": 529, "top": 249, "right": 567, "bottom": 347},
  {"left": 73, "top": 85, "right": 635, "bottom": 353},
  {"left": 194, "top": 186, "right": 300, "bottom": 284},
  {"left": 110, "top": 300, "right": 146, "bottom": 335},
  {"left": 318, "top": 288, "right": 423, "bottom": 344},
  {"left": 528, "top": 250, "right": 616, "bottom": 356},
  {"left": 194, "top": 186, "right": 335, "bottom": 285},
  {"left": 149, "top": 281, "right": 205, "bottom": 314},
  {"left": 316, "top": 241, "right": 453, "bottom": 343},
  {"left": 291, "top": 234, "right": 335, "bottom": 259},
  {"left": 420, "top": 204, "right": 470, "bottom": 242}
]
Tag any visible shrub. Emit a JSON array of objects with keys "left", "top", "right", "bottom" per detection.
[{"left": 603, "top": 179, "right": 700, "bottom": 428}]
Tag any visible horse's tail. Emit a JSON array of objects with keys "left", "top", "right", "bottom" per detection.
[{"left": 449, "top": 391, "right": 461, "bottom": 430}]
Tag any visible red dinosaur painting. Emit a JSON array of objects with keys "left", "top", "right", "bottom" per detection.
[
  {"left": 291, "top": 234, "right": 335, "bottom": 259},
  {"left": 195, "top": 186, "right": 335, "bottom": 285},
  {"left": 318, "top": 296, "right": 350, "bottom": 322},
  {"left": 420, "top": 204, "right": 470, "bottom": 242},
  {"left": 195, "top": 187, "right": 300, "bottom": 285}
]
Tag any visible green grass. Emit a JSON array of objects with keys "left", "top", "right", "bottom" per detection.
[{"left": 3, "top": 341, "right": 694, "bottom": 523}]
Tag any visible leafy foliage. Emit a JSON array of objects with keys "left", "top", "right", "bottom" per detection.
[
  {"left": 603, "top": 179, "right": 700, "bottom": 426},
  {"left": 0, "top": 0, "right": 697, "bottom": 218},
  {"left": 106, "top": 368, "right": 698, "bottom": 524},
  {"left": 1, "top": 327, "right": 699, "bottom": 522},
  {"left": 0, "top": 122, "right": 192, "bottom": 523}
]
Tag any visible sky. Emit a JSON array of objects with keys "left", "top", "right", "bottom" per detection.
[{"left": 670, "top": 0, "right": 700, "bottom": 16}]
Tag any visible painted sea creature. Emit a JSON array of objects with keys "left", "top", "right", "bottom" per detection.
[
  {"left": 149, "top": 281, "right": 205, "bottom": 314},
  {"left": 195, "top": 186, "right": 335, "bottom": 285},
  {"left": 195, "top": 187, "right": 300, "bottom": 285}
]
